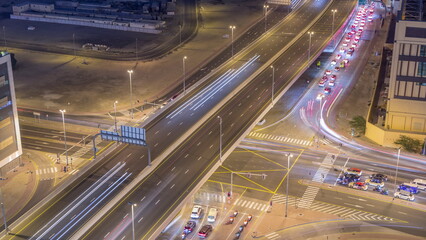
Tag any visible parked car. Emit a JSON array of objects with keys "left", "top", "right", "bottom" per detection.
[
  {"left": 337, "top": 173, "right": 361, "bottom": 185},
  {"left": 348, "top": 181, "right": 368, "bottom": 191},
  {"left": 394, "top": 190, "right": 415, "bottom": 201},
  {"left": 365, "top": 177, "right": 384, "bottom": 188},
  {"left": 191, "top": 205, "right": 202, "bottom": 219},
  {"left": 184, "top": 221, "right": 196, "bottom": 233},
  {"left": 371, "top": 173, "right": 388, "bottom": 181},
  {"left": 398, "top": 183, "right": 419, "bottom": 194},
  {"left": 198, "top": 225, "right": 213, "bottom": 238},
  {"left": 344, "top": 167, "right": 362, "bottom": 176}
]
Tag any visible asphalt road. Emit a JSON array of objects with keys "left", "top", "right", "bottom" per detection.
[
  {"left": 5, "top": 1, "right": 326, "bottom": 239},
  {"left": 81, "top": 0, "right": 359, "bottom": 239}
]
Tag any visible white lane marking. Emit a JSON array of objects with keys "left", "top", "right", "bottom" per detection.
[
  {"left": 185, "top": 169, "right": 189, "bottom": 174},
  {"left": 155, "top": 131, "right": 159, "bottom": 135},
  {"left": 138, "top": 217, "right": 144, "bottom": 223},
  {"left": 343, "top": 203, "right": 364, "bottom": 208},
  {"left": 140, "top": 196, "right": 146, "bottom": 202},
  {"left": 140, "top": 155, "right": 145, "bottom": 159},
  {"left": 155, "top": 199, "right": 160, "bottom": 205},
  {"left": 157, "top": 181, "right": 162, "bottom": 186},
  {"left": 347, "top": 196, "right": 367, "bottom": 202},
  {"left": 170, "top": 184, "right": 175, "bottom": 189},
  {"left": 184, "top": 154, "right": 189, "bottom": 158},
  {"left": 154, "top": 143, "right": 158, "bottom": 147},
  {"left": 209, "top": 145, "right": 213, "bottom": 149},
  {"left": 397, "top": 211, "right": 407, "bottom": 215},
  {"left": 366, "top": 204, "right": 375, "bottom": 207},
  {"left": 171, "top": 167, "right": 175, "bottom": 171},
  {"left": 127, "top": 153, "right": 132, "bottom": 158},
  {"left": 197, "top": 156, "right": 202, "bottom": 161}
]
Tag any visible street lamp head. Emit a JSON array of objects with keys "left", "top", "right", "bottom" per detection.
[
  {"left": 332, "top": 9, "right": 337, "bottom": 13},
  {"left": 308, "top": 31, "right": 314, "bottom": 36},
  {"left": 183, "top": 56, "right": 187, "bottom": 60},
  {"left": 286, "top": 153, "right": 293, "bottom": 158},
  {"left": 59, "top": 109, "right": 66, "bottom": 113},
  {"left": 264, "top": 4, "right": 269, "bottom": 8},
  {"left": 127, "top": 70, "right": 133, "bottom": 74},
  {"left": 229, "top": 25, "right": 235, "bottom": 30},
  {"left": 115, "top": 100, "right": 118, "bottom": 104},
  {"left": 270, "top": 65, "right": 274, "bottom": 69}
]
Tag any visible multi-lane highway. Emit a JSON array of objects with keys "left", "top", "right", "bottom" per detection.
[
  {"left": 79, "top": 0, "right": 358, "bottom": 239},
  {"left": 5, "top": 0, "right": 358, "bottom": 239}
]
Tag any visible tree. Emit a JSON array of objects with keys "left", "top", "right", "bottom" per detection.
[
  {"left": 394, "top": 135, "right": 422, "bottom": 153},
  {"left": 349, "top": 116, "right": 366, "bottom": 134}
]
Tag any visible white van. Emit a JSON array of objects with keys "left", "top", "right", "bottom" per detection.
[
  {"left": 412, "top": 179, "right": 426, "bottom": 191},
  {"left": 207, "top": 208, "right": 218, "bottom": 223}
]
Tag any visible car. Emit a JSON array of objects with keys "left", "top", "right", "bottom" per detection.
[
  {"left": 351, "top": 43, "right": 358, "bottom": 48},
  {"left": 330, "top": 60, "right": 337, "bottom": 66},
  {"left": 339, "top": 47, "right": 346, "bottom": 53},
  {"left": 359, "top": 25, "right": 364, "bottom": 30},
  {"left": 344, "top": 167, "right": 362, "bottom": 176},
  {"left": 337, "top": 173, "right": 361, "bottom": 185},
  {"left": 368, "top": 16, "right": 373, "bottom": 21},
  {"left": 365, "top": 177, "right": 385, "bottom": 188},
  {"left": 184, "top": 221, "right": 196, "bottom": 233},
  {"left": 330, "top": 75, "right": 336, "bottom": 80},
  {"left": 371, "top": 173, "right": 388, "bottom": 181},
  {"left": 412, "top": 179, "right": 426, "bottom": 190},
  {"left": 329, "top": 80, "right": 335, "bottom": 86},
  {"left": 340, "top": 61, "right": 345, "bottom": 68},
  {"left": 325, "top": 69, "right": 332, "bottom": 75},
  {"left": 336, "top": 54, "right": 342, "bottom": 59},
  {"left": 394, "top": 190, "right": 415, "bottom": 201},
  {"left": 346, "top": 51, "right": 353, "bottom": 57},
  {"left": 342, "top": 42, "right": 348, "bottom": 47},
  {"left": 354, "top": 20, "right": 359, "bottom": 25},
  {"left": 334, "top": 66, "right": 340, "bottom": 72},
  {"left": 345, "top": 37, "right": 351, "bottom": 42},
  {"left": 322, "top": 76, "right": 328, "bottom": 81},
  {"left": 398, "top": 183, "right": 419, "bottom": 194},
  {"left": 358, "top": 29, "right": 363, "bottom": 33},
  {"left": 191, "top": 205, "right": 202, "bottom": 219},
  {"left": 316, "top": 93, "right": 325, "bottom": 100},
  {"left": 348, "top": 181, "right": 368, "bottom": 190},
  {"left": 207, "top": 208, "right": 218, "bottom": 222},
  {"left": 353, "top": 38, "right": 359, "bottom": 43},
  {"left": 324, "top": 87, "right": 331, "bottom": 94},
  {"left": 198, "top": 224, "right": 213, "bottom": 238},
  {"left": 343, "top": 59, "right": 350, "bottom": 64}
]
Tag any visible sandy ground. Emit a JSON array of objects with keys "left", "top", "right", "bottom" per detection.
[{"left": 7, "top": 0, "right": 262, "bottom": 115}]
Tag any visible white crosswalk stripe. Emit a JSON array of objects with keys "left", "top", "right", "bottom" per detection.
[
  {"left": 265, "top": 232, "right": 280, "bottom": 240},
  {"left": 247, "top": 132, "right": 312, "bottom": 146}
]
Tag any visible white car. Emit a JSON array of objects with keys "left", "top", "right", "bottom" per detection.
[
  {"left": 330, "top": 60, "right": 337, "bottom": 66},
  {"left": 191, "top": 205, "right": 203, "bottom": 218},
  {"left": 394, "top": 191, "right": 415, "bottom": 201}
]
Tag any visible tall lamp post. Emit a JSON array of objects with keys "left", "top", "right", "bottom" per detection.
[
  {"left": 59, "top": 109, "right": 68, "bottom": 166},
  {"left": 183, "top": 56, "right": 188, "bottom": 94},
  {"left": 393, "top": 148, "right": 401, "bottom": 199},
  {"left": 285, "top": 153, "right": 293, "bottom": 217},
  {"left": 127, "top": 70, "right": 134, "bottom": 119},
  {"left": 270, "top": 65, "right": 275, "bottom": 103},
  {"left": 307, "top": 31, "right": 314, "bottom": 61},
  {"left": 264, "top": 4, "right": 269, "bottom": 33},
  {"left": 113, "top": 101, "right": 118, "bottom": 132},
  {"left": 331, "top": 9, "right": 337, "bottom": 34},
  {"left": 217, "top": 116, "right": 223, "bottom": 164},
  {"left": 229, "top": 26, "right": 236, "bottom": 58},
  {"left": 129, "top": 202, "right": 137, "bottom": 240}
]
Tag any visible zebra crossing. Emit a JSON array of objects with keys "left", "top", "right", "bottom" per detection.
[
  {"left": 35, "top": 167, "right": 58, "bottom": 181},
  {"left": 234, "top": 198, "right": 269, "bottom": 212},
  {"left": 265, "top": 232, "right": 280, "bottom": 240},
  {"left": 309, "top": 201, "right": 393, "bottom": 221},
  {"left": 298, "top": 153, "right": 336, "bottom": 209},
  {"left": 195, "top": 192, "right": 394, "bottom": 222},
  {"left": 247, "top": 132, "right": 312, "bottom": 146}
]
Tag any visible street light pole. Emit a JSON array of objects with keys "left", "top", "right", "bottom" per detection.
[
  {"left": 183, "top": 56, "right": 187, "bottom": 94},
  {"left": 308, "top": 31, "right": 314, "bottom": 61},
  {"left": 129, "top": 202, "right": 137, "bottom": 240},
  {"left": 217, "top": 116, "right": 222, "bottom": 164},
  {"left": 59, "top": 109, "right": 68, "bottom": 166},
  {"left": 393, "top": 148, "right": 401, "bottom": 199},
  {"left": 264, "top": 4, "right": 269, "bottom": 33},
  {"left": 127, "top": 70, "right": 134, "bottom": 119},
  {"left": 270, "top": 65, "right": 275, "bottom": 103},
  {"left": 331, "top": 9, "right": 337, "bottom": 34},
  {"left": 229, "top": 26, "right": 236, "bottom": 58},
  {"left": 114, "top": 101, "right": 118, "bottom": 132},
  {"left": 72, "top": 33, "right": 76, "bottom": 58},
  {"left": 285, "top": 153, "right": 293, "bottom": 217}
]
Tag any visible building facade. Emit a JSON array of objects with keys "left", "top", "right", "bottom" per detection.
[
  {"left": 386, "top": 13, "right": 426, "bottom": 133},
  {"left": 0, "top": 52, "right": 22, "bottom": 175}
]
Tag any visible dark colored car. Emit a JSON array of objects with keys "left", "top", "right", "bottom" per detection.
[
  {"left": 198, "top": 225, "right": 213, "bottom": 238},
  {"left": 371, "top": 173, "right": 388, "bottom": 181},
  {"left": 337, "top": 173, "right": 360, "bottom": 185},
  {"left": 184, "top": 221, "right": 196, "bottom": 233}
]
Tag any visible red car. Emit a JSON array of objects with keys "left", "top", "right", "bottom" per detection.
[
  {"left": 345, "top": 167, "right": 362, "bottom": 176},
  {"left": 184, "top": 221, "right": 196, "bottom": 233},
  {"left": 198, "top": 225, "right": 213, "bottom": 238},
  {"left": 348, "top": 181, "right": 368, "bottom": 191}
]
